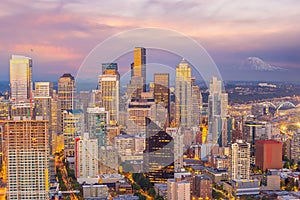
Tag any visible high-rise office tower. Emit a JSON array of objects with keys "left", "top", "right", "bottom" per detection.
[
  {"left": 127, "top": 47, "right": 146, "bottom": 100},
  {"left": 58, "top": 73, "right": 75, "bottom": 134},
  {"left": 191, "top": 78, "right": 202, "bottom": 127},
  {"left": 132, "top": 47, "right": 146, "bottom": 90},
  {"left": 208, "top": 76, "right": 228, "bottom": 146},
  {"left": 10, "top": 55, "right": 32, "bottom": 103},
  {"left": 75, "top": 133, "right": 98, "bottom": 179},
  {"left": 154, "top": 73, "right": 170, "bottom": 125},
  {"left": 63, "top": 110, "right": 84, "bottom": 158},
  {"left": 175, "top": 59, "right": 192, "bottom": 128},
  {"left": 229, "top": 140, "right": 251, "bottom": 180},
  {"left": 3, "top": 120, "right": 49, "bottom": 199},
  {"left": 87, "top": 107, "right": 109, "bottom": 148},
  {"left": 34, "top": 82, "right": 55, "bottom": 154},
  {"left": 98, "top": 63, "right": 120, "bottom": 125},
  {"left": 34, "top": 82, "right": 53, "bottom": 120},
  {"left": 144, "top": 118, "right": 174, "bottom": 183}
]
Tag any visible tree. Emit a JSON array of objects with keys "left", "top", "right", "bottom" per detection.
[{"left": 148, "top": 188, "right": 156, "bottom": 197}]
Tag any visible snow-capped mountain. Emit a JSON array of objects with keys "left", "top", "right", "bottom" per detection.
[{"left": 239, "top": 57, "right": 286, "bottom": 71}]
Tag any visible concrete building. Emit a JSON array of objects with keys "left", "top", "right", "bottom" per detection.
[
  {"left": 166, "top": 127, "right": 184, "bottom": 172},
  {"left": 208, "top": 76, "right": 228, "bottom": 147},
  {"left": 82, "top": 184, "right": 109, "bottom": 199},
  {"left": 229, "top": 140, "right": 251, "bottom": 180},
  {"left": 191, "top": 78, "right": 202, "bottom": 127},
  {"left": 87, "top": 107, "right": 109, "bottom": 148},
  {"left": 255, "top": 140, "right": 282, "bottom": 171},
  {"left": 98, "top": 63, "right": 120, "bottom": 125},
  {"left": 75, "top": 133, "right": 98, "bottom": 179},
  {"left": 193, "top": 175, "right": 212, "bottom": 200},
  {"left": 63, "top": 109, "right": 84, "bottom": 158},
  {"left": 224, "top": 179, "right": 260, "bottom": 197},
  {"left": 291, "top": 131, "right": 300, "bottom": 163},
  {"left": 58, "top": 73, "right": 75, "bottom": 134},
  {"left": 167, "top": 178, "right": 190, "bottom": 200},
  {"left": 3, "top": 120, "right": 49, "bottom": 199}
]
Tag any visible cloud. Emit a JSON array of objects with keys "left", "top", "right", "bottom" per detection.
[
  {"left": 13, "top": 44, "right": 81, "bottom": 61},
  {"left": 0, "top": 0, "right": 300, "bottom": 81}
]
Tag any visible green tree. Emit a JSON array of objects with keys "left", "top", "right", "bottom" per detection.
[{"left": 148, "top": 188, "right": 156, "bottom": 197}]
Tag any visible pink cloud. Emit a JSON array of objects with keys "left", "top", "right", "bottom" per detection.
[{"left": 13, "top": 44, "right": 82, "bottom": 62}]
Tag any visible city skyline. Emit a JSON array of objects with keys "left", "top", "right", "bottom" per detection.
[
  {"left": 0, "top": 1, "right": 300, "bottom": 82},
  {"left": 1, "top": 1, "right": 300, "bottom": 199}
]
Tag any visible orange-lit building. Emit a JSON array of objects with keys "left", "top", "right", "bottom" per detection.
[{"left": 255, "top": 140, "right": 282, "bottom": 171}]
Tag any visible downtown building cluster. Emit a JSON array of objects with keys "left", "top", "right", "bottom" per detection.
[{"left": 0, "top": 48, "right": 293, "bottom": 200}]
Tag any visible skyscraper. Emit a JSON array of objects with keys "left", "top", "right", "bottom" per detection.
[
  {"left": 208, "top": 76, "right": 228, "bottom": 146},
  {"left": 87, "top": 107, "right": 109, "bottom": 147},
  {"left": 75, "top": 133, "right": 98, "bottom": 179},
  {"left": 229, "top": 140, "right": 251, "bottom": 180},
  {"left": 154, "top": 73, "right": 170, "bottom": 125},
  {"left": 132, "top": 47, "right": 146, "bottom": 90},
  {"left": 58, "top": 73, "right": 75, "bottom": 134},
  {"left": 3, "top": 120, "right": 49, "bottom": 199},
  {"left": 191, "top": 78, "right": 202, "bottom": 127},
  {"left": 175, "top": 59, "right": 192, "bottom": 128},
  {"left": 144, "top": 118, "right": 174, "bottom": 183},
  {"left": 98, "top": 63, "right": 120, "bottom": 125},
  {"left": 127, "top": 47, "right": 146, "bottom": 100},
  {"left": 10, "top": 55, "right": 32, "bottom": 103}
]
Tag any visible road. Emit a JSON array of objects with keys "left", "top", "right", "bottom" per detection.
[{"left": 56, "top": 155, "right": 79, "bottom": 200}]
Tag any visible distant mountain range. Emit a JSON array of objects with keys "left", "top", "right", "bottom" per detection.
[{"left": 238, "top": 57, "right": 287, "bottom": 72}]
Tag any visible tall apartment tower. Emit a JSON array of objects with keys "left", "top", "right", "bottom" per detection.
[
  {"left": 98, "top": 63, "right": 120, "bottom": 125},
  {"left": 3, "top": 120, "right": 49, "bottom": 199},
  {"left": 75, "top": 133, "right": 98, "bottom": 178},
  {"left": 10, "top": 55, "right": 32, "bottom": 103},
  {"left": 175, "top": 59, "right": 192, "bottom": 128},
  {"left": 229, "top": 140, "right": 251, "bottom": 180},
  {"left": 167, "top": 179, "right": 190, "bottom": 200},
  {"left": 208, "top": 76, "right": 228, "bottom": 146},
  {"left": 58, "top": 73, "right": 75, "bottom": 133}
]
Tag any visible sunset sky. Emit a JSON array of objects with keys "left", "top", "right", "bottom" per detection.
[{"left": 1, "top": 0, "right": 300, "bottom": 81}]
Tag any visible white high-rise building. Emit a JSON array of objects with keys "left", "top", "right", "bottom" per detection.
[
  {"left": 166, "top": 127, "right": 184, "bottom": 172},
  {"left": 167, "top": 179, "right": 190, "bottom": 200},
  {"left": 229, "top": 140, "right": 251, "bottom": 180},
  {"left": 3, "top": 120, "right": 49, "bottom": 199},
  {"left": 175, "top": 59, "right": 192, "bottom": 128},
  {"left": 208, "top": 76, "right": 228, "bottom": 146},
  {"left": 75, "top": 133, "right": 98, "bottom": 178},
  {"left": 10, "top": 55, "right": 32, "bottom": 103}
]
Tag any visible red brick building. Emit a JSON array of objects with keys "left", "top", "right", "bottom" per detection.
[{"left": 255, "top": 140, "right": 282, "bottom": 171}]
